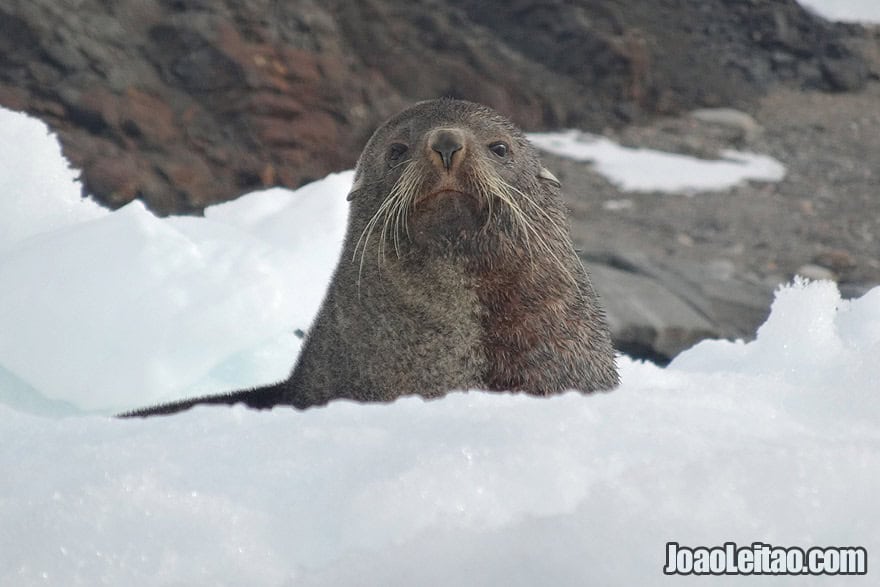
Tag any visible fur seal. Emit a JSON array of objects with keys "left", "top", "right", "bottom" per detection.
[{"left": 122, "top": 99, "right": 618, "bottom": 417}]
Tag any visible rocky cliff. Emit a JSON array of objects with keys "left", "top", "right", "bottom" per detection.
[{"left": 0, "top": 0, "right": 870, "bottom": 214}]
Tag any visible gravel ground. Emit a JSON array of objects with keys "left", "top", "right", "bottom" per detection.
[
  {"left": 552, "top": 81, "right": 880, "bottom": 303},
  {"left": 534, "top": 81, "right": 879, "bottom": 358}
]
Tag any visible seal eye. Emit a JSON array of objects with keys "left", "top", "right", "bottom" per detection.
[
  {"left": 388, "top": 143, "right": 408, "bottom": 164},
  {"left": 489, "top": 141, "right": 509, "bottom": 158}
]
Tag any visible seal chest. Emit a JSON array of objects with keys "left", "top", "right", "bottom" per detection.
[{"left": 122, "top": 99, "right": 618, "bottom": 417}]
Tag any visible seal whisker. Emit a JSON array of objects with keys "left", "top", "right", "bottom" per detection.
[
  {"left": 360, "top": 161, "right": 423, "bottom": 283},
  {"left": 391, "top": 163, "right": 419, "bottom": 257},
  {"left": 390, "top": 157, "right": 412, "bottom": 170},
  {"left": 471, "top": 160, "right": 534, "bottom": 256},
  {"left": 502, "top": 181, "right": 570, "bottom": 241},
  {"left": 468, "top": 161, "right": 497, "bottom": 235},
  {"left": 355, "top": 188, "right": 400, "bottom": 289},
  {"left": 402, "top": 185, "right": 414, "bottom": 240},
  {"left": 494, "top": 189, "right": 534, "bottom": 256},
  {"left": 475, "top": 166, "right": 579, "bottom": 292},
  {"left": 353, "top": 197, "right": 389, "bottom": 262},
  {"left": 384, "top": 191, "right": 406, "bottom": 260},
  {"left": 506, "top": 182, "right": 579, "bottom": 260},
  {"left": 493, "top": 178, "right": 580, "bottom": 289},
  {"left": 376, "top": 185, "right": 406, "bottom": 264}
]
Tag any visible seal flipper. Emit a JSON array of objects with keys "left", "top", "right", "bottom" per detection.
[{"left": 117, "top": 382, "right": 289, "bottom": 418}]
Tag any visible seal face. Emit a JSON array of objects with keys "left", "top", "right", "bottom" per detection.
[
  {"left": 350, "top": 101, "right": 536, "bottom": 260},
  {"left": 122, "top": 99, "right": 618, "bottom": 417}
]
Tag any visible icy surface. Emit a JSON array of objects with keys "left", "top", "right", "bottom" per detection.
[
  {"left": 0, "top": 108, "right": 106, "bottom": 252},
  {"left": 1, "top": 280, "right": 879, "bottom": 586},
  {"left": 0, "top": 107, "right": 350, "bottom": 413},
  {"left": 1, "top": 107, "right": 878, "bottom": 586},
  {"left": 528, "top": 130, "right": 786, "bottom": 193},
  {"left": 798, "top": 0, "right": 880, "bottom": 23}
]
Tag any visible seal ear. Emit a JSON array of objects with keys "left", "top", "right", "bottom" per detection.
[
  {"left": 537, "top": 167, "right": 561, "bottom": 188},
  {"left": 346, "top": 174, "right": 364, "bottom": 201}
]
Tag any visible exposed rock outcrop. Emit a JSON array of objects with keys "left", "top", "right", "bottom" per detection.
[{"left": 0, "top": 0, "right": 870, "bottom": 214}]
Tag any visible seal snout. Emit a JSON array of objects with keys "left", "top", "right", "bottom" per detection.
[{"left": 428, "top": 128, "right": 466, "bottom": 172}]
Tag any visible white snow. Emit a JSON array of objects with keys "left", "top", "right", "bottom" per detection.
[
  {"left": 0, "top": 108, "right": 349, "bottom": 413},
  {"left": 2, "top": 280, "right": 879, "bottom": 586},
  {"left": 1, "top": 107, "right": 878, "bottom": 586},
  {"left": 528, "top": 130, "right": 786, "bottom": 193},
  {"left": 797, "top": 0, "right": 880, "bottom": 23},
  {"left": 0, "top": 108, "right": 106, "bottom": 252}
]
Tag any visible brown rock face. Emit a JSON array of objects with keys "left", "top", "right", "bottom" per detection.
[{"left": 0, "top": 0, "right": 870, "bottom": 214}]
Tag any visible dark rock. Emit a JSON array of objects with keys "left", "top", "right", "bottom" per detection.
[
  {"left": 82, "top": 153, "right": 145, "bottom": 207},
  {"left": 119, "top": 88, "right": 178, "bottom": 145},
  {"left": 149, "top": 24, "right": 246, "bottom": 92},
  {"left": 587, "top": 262, "right": 718, "bottom": 364},
  {"left": 821, "top": 55, "right": 869, "bottom": 91},
  {"left": 814, "top": 248, "right": 857, "bottom": 273},
  {"left": 584, "top": 249, "right": 774, "bottom": 363}
]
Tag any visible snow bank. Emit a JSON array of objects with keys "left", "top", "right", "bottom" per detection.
[
  {"left": 0, "top": 108, "right": 106, "bottom": 252},
  {"left": 1, "top": 280, "right": 878, "bottom": 586},
  {"left": 671, "top": 278, "right": 880, "bottom": 420},
  {"left": 528, "top": 130, "right": 786, "bottom": 193},
  {"left": 0, "top": 108, "right": 349, "bottom": 413}
]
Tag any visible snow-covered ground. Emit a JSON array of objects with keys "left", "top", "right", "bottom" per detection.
[
  {"left": 1, "top": 108, "right": 878, "bottom": 585},
  {"left": 528, "top": 131, "right": 786, "bottom": 194},
  {"left": 797, "top": 0, "right": 880, "bottom": 23}
]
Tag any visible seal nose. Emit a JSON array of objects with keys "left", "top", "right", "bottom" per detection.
[{"left": 429, "top": 129, "right": 464, "bottom": 171}]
